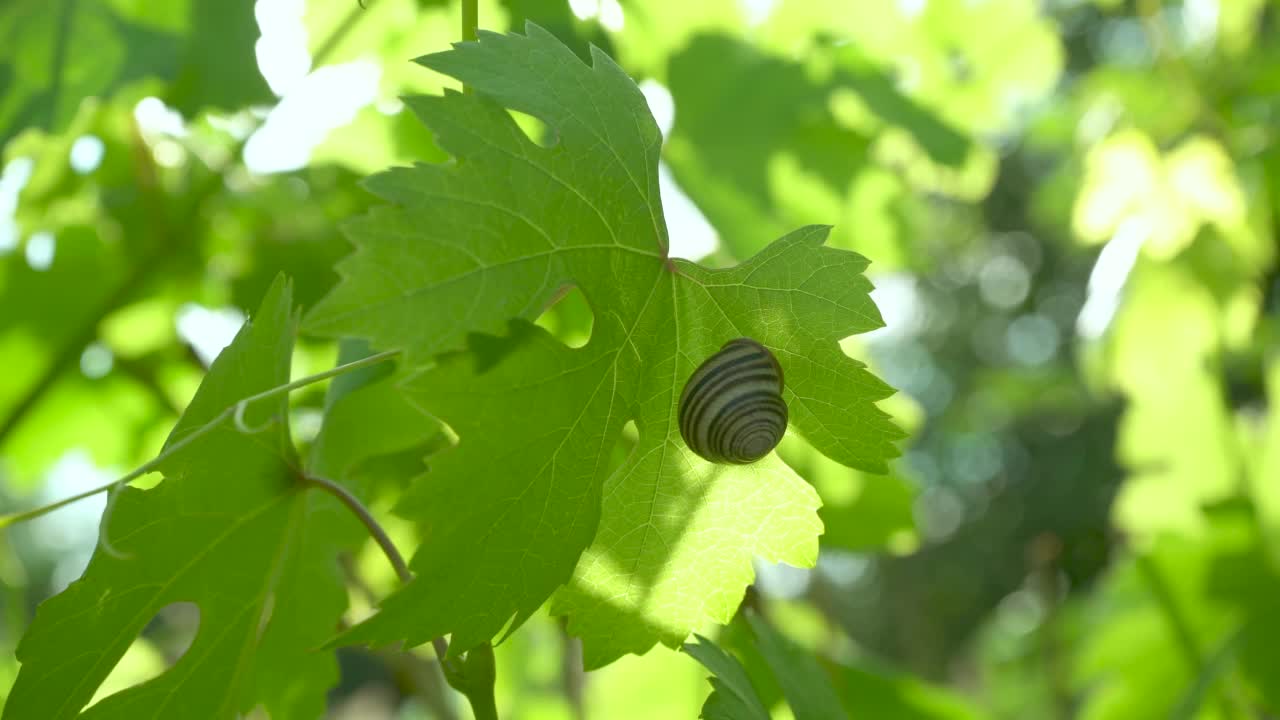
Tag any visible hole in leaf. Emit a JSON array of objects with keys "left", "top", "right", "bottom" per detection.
[
  {"left": 507, "top": 109, "right": 557, "bottom": 149},
  {"left": 534, "top": 284, "right": 594, "bottom": 349},
  {"left": 85, "top": 602, "right": 200, "bottom": 710}
]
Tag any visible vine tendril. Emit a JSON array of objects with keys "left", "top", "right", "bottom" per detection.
[{"left": 0, "top": 349, "right": 402, "bottom": 531}]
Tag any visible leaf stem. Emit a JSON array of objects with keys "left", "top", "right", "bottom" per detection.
[
  {"left": 461, "top": 0, "right": 478, "bottom": 95},
  {"left": 462, "top": 0, "right": 478, "bottom": 42},
  {"left": 0, "top": 407, "right": 230, "bottom": 529},
  {"left": 0, "top": 349, "right": 402, "bottom": 530},
  {"left": 339, "top": 553, "right": 455, "bottom": 680},
  {"left": 314, "top": 479, "right": 482, "bottom": 713},
  {"left": 302, "top": 474, "right": 410, "bottom": 582},
  {"left": 312, "top": 1, "right": 366, "bottom": 69},
  {"left": 455, "top": 642, "right": 499, "bottom": 720}
]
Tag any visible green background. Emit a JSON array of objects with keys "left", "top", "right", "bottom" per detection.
[{"left": 2, "top": 0, "right": 1279, "bottom": 717}]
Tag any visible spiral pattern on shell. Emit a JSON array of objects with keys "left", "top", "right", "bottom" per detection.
[{"left": 678, "top": 338, "right": 788, "bottom": 464}]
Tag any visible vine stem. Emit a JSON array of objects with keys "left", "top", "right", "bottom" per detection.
[
  {"left": 462, "top": 0, "right": 477, "bottom": 42},
  {"left": 299, "top": 474, "right": 459, "bottom": 682},
  {"left": 461, "top": 0, "right": 478, "bottom": 95},
  {"left": 232, "top": 349, "right": 401, "bottom": 432},
  {"left": 309, "top": 471, "right": 464, "bottom": 707},
  {"left": 0, "top": 350, "right": 401, "bottom": 530},
  {"left": 302, "top": 474, "right": 410, "bottom": 582}
]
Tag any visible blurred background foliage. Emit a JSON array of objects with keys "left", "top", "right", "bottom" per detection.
[{"left": 2, "top": 0, "right": 1279, "bottom": 717}]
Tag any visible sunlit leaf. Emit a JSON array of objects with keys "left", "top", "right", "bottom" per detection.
[{"left": 304, "top": 24, "right": 902, "bottom": 665}]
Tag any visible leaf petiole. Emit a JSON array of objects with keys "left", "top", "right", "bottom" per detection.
[
  {"left": 302, "top": 474, "right": 410, "bottom": 582},
  {"left": 462, "top": 0, "right": 477, "bottom": 42},
  {"left": 0, "top": 349, "right": 402, "bottom": 530}
]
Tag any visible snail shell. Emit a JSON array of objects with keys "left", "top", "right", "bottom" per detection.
[{"left": 678, "top": 338, "right": 787, "bottom": 464}]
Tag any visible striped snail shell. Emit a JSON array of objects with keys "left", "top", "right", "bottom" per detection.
[{"left": 678, "top": 338, "right": 788, "bottom": 464}]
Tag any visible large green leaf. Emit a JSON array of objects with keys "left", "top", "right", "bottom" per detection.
[
  {"left": 3, "top": 278, "right": 358, "bottom": 719},
  {"left": 305, "top": 24, "right": 902, "bottom": 663}
]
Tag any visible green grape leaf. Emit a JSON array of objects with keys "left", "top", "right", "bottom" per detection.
[
  {"left": 683, "top": 634, "right": 771, "bottom": 720},
  {"left": 3, "top": 278, "right": 358, "bottom": 720},
  {"left": 305, "top": 23, "right": 902, "bottom": 664},
  {"left": 0, "top": 0, "right": 270, "bottom": 147}
]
